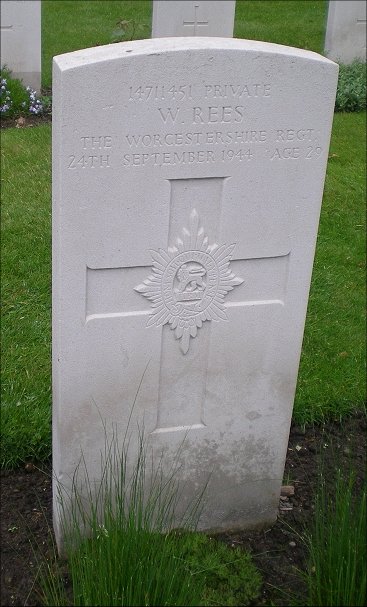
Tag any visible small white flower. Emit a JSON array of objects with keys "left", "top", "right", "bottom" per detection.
[{"left": 96, "top": 523, "right": 109, "bottom": 539}]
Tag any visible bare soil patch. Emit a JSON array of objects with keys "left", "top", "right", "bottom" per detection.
[{"left": 1, "top": 114, "right": 52, "bottom": 129}]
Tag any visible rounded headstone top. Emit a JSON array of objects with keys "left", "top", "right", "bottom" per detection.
[{"left": 54, "top": 37, "right": 339, "bottom": 72}]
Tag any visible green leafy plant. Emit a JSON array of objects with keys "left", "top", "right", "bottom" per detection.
[
  {"left": 111, "top": 18, "right": 149, "bottom": 43},
  {"left": 335, "top": 61, "right": 366, "bottom": 112},
  {"left": 0, "top": 66, "right": 50, "bottom": 117},
  {"left": 1, "top": 66, "right": 28, "bottom": 115},
  {"left": 176, "top": 532, "right": 262, "bottom": 606}
]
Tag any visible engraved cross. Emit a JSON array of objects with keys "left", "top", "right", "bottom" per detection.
[
  {"left": 86, "top": 177, "right": 289, "bottom": 435},
  {"left": 356, "top": 18, "right": 367, "bottom": 49},
  {"left": 183, "top": 3, "right": 209, "bottom": 35}
]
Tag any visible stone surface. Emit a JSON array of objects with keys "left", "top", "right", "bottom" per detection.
[
  {"left": 0, "top": 0, "right": 41, "bottom": 90},
  {"left": 152, "top": 1, "right": 235, "bottom": 38},
  {"left": 325, "top": 0, "right": 366, "bottom": 64},
  {"left": 52, "top": 37, "right": 338, "bottom": 548}
]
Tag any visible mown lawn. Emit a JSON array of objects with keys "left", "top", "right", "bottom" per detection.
[
  {"left": 1, "top": 109, "right": 365, "bottom": 467},
  {"left": 294, "top": 111, "right": 366, "bottom": 423},
  {"left": 41, "top": 0, "right": 327, "bottom": 88},
  {"left": 1, "top": 0, "right": 365, "bottom": 467}
]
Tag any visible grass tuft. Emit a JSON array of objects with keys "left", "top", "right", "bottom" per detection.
[
  {"left": 304, "top": 468, "right": 366, "bottom": 606},
  {"left": 39, "top": 425, "right": 261, "bottom": 606}
]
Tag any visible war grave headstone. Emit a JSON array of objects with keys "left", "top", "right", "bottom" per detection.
[
  {"left": 0, "top": 0, "right": 41, "bottom": 91},
  {"left": 52, "top": 37, "right": 338, "bottom": 548},
  {"left": 152, "top": 1, "right": 235, "bottom": 38},
  {"left": 325, "top": 0, "right": 366, "bottom": 64}
]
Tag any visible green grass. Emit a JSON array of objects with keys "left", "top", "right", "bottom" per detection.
[
  {"left": 303, "top": 468, "right": 366, "bottom": 606},
  {"left": 40, "top": 428, "right": 261, "bottom": 606},
  {"left": 234, "top": 0, "right": 327, "bottom": 53},
  {"left": 294, "top": 112, "right": 366, "bottom": 424},
  {"left": 1, "top": 3, "right": 365, "bottom": 604},
  {"left": 41, "top": 1, "right": 327, "bottom": 89},
  {"left": 1, "top": 111, "right": 365, "bottom": 467},
  {"left": 42, "top": 1, "right": 152, "bottom": 88},
  {"left": 1, "top": 126, "right": 51, "bottom": 466},
  {"left": 3, "top": 1, "right": 362, "bottom": 116},
  {"left": 1, "top": 0, "right": 365, "bottom": 468},
  {"left": 44, "top": 525, "right": 261, "bottom": 607}
]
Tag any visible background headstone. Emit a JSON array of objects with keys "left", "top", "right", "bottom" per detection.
[
  {"left": 325, "top": 0, "right": 366, "bottom": 64},
  {"left": 152, "top": 1, "right": 236, "bottom": 38},
  {"left": 0, "top": 0, "right": 41, "bottom": 91},
  {"left": 52, "top": 38, "right": 338, "bottom": 548}
]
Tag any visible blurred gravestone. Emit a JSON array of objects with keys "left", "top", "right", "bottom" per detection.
[
  {"left": 152, "top": 1, "right": 236, "bottom": 37},
  {"left": 52, "top": 37, "right": 338, "bottom": 549},
  {"left": 325, "top": 0, "right": 366, "bottom": 63},
  {"left": 0, "top": 0, "right": 41, "bottom": 90}
]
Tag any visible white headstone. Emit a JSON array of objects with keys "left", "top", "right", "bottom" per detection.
[
  {"left": 325, "top": 0, "right": 366, "bottom": 64},
  {"left": 152, "top": 1, "right": 235, "bottom": 38},
  {"left": 52, "top": 38, "right": 338, "bottom": 548},
  {"left": 0, "top": 0, "right": 41, "bottom": 91}
]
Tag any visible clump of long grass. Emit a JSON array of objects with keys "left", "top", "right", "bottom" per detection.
[
  {"left": 305, "top": 468, "right": 366, "bottom": 606},
  {"left": 40, "top": 424, "right": 261, "bottom": 606},
  {"left": 42, "top": 424, "right": 204, "bottom": 606}
]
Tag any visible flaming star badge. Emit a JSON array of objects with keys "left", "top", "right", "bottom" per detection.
[{"left": 135, "top": 209, "right": 244, "bottom": 354}]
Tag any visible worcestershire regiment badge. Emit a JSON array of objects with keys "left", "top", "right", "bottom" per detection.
[{"left": 135, "top": 210, "right": 244, "bottom": 354}]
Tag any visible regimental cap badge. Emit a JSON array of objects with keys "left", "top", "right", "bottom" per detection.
[{"left": 135, "top": 209, "right": 243, "bottom": 354}]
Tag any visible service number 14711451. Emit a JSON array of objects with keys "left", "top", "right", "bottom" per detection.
[{"left": 129, "top": 84, "right": 193, "bottom": 102}]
